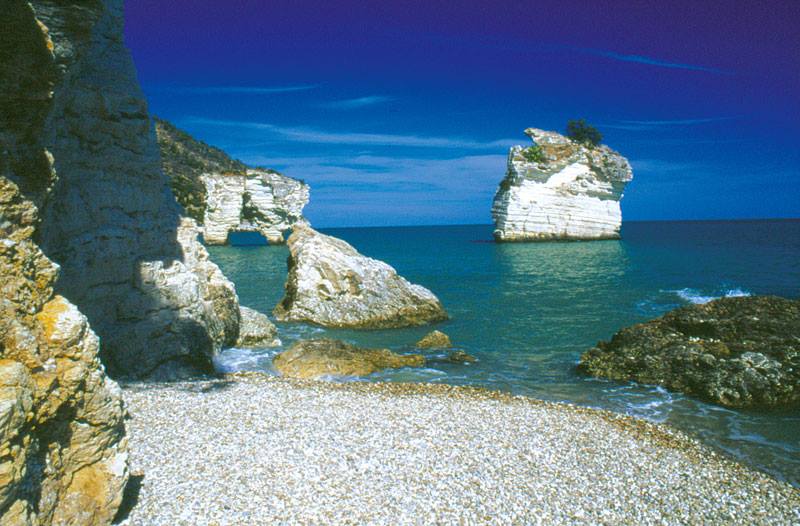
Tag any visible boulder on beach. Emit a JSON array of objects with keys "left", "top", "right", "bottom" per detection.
[
  {"left": 236, "top": 306, "right": 280, "bottom": 348},
  {"left": 578, "top": 296, "right": 800, "bottom": 409},
  {"left": 273, "top": 225, "right": 448, "bottom": 328},
  {"left": 416, "top": 330, "right": 453, "bottom": 348},
  {"left": 272, "top": 339, "right": 425, "bottom": 379}
]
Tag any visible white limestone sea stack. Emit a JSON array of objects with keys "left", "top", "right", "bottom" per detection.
[
  {"left": 492, "top": 128, "right": 633, "bottom": 241},
  {"left": 274, "top": 225, "right": 448, "bottom": 328}
]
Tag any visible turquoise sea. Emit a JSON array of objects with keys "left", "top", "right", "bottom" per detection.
[{"left": 208, "top": 220, "right": 800, "bottom": 486}]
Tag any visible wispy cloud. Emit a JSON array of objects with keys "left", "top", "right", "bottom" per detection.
[
  {"left": 185, "top": 117, "right": 518, "bottom": 150},
  {"left": 603, "top": 116, "right": 738, "bottom": 131},
  {"left": 148, "top": 85, "right": 318, "bottom": 95},
  {"left": 319, "top": 95, "right": 394, "bottom": 109},
  {"left": 579, "top": 48, "right": 731, "bottom": 75},
  {"left": 236, "top": 153, "right": 507, "bottom": 227}
]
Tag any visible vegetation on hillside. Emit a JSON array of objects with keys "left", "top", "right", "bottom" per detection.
[{"left": 154, "top": 117, "right": 248, "bottom": 223}]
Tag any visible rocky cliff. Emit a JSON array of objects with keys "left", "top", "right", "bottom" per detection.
[
  {"left": 155, "top": 119, "right": 309, "bottom": 245},
  {"left": 21, "top": 0, "right": 245, "bottom": 380},
  {"left": 274, "top": 225, "right": 448, "bottom": 328},
  {"left": 492, "top": 128, "right": 633, "bottom": 241},
  {"left": 154, "top": 118, "right": 247, "bottom": 224},
  {"left": 1, "top": 1, "right": 128, "bottom": 524}
]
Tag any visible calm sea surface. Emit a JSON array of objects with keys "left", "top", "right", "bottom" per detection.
[{"left": 208, "top": 220, "right": 800, "bottom": 486}]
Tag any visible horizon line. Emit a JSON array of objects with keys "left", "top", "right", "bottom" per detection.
[{"left": 309, "top": 217, "right": 800, "bottom": 230}]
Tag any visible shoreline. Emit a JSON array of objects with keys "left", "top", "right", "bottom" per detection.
[{"left": 117, "top": 373, "right": 799, "bottom": 525}]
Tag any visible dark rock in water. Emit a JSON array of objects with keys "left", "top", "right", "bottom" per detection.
[
  {"left": 273, "top": 339, "right": 425, "bottom": 379},
  {"left": 578, "top": 296, "right": 800, "bottom": 409},
  {"left": 448, "top": 350, "right": 477, "bottom": 364}
]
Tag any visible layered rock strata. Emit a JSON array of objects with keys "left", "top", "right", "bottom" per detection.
[
  {"left": 1, "top": 2, "right": 129, "bottom": 522},
  {"left": 155, "top": 119, "right": 309, "bottom": 245},
  {"left": 201, "top": 169, "right": 309, "bottom": 245},
  {"left": 272, "top": 339, "right": 425, "bottom": 379},
  {"left": 578, "top": 296, "right": 800, "bottom": 409},
  {"left": 15, "top": 0, "right": 243, "bottom": 379},
  {"left": 274, "top": 225, "right": 448, "bottom": 328},
  {"left": 492, "top": 128, "right": 633, "bottom": 241}
]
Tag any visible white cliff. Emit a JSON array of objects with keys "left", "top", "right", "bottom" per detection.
[
  {"left": 274, "top": 225, "right": 448, "bottom": 328},
  {"left": 23, "top": 0, "right": 249, "bottom": 379},
  {"left": 492, "top": 128, "right": 633, "bottom": 241},
  {"left": 155, "top": 119, "right": 309, "bottom": 245},
  {"left": 202, "top": 169, "right": 309, "bottom": 245}
]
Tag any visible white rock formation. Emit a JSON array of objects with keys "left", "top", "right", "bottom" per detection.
[
  {"left": 237, "top": 306, "right": 281, "bottom": 348},
  {"left": 202, "top": 169, "right": 309, "bottom": 245},
  {"left": 492, "top": 128, "right": 633, "bottom": 241},
  {"left": 23, "top": 0, "right": 245, "bottom": 379},
  {"left": 274, "top": 225, "right": 448, "bottom": 328}
]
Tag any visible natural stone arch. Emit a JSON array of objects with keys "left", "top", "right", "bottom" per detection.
[{"left": 202, "top": 169, "right": 309, "bottom": 245}]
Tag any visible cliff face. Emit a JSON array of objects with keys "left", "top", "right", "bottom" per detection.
[
  {"left": 1, "top": 1, "right": 128, "bottom": 524},
  {"left": 155, "top": 119, "right": 309, "bottom": 245},
  {"left": 154, "top": 118, "right": 247, "bottom": 224},
  {"left": 492, "top": 128, "right": 633, "bottom": 241},
  {"left": 27, "top": 1, "right": 241, "bottom": 379}
]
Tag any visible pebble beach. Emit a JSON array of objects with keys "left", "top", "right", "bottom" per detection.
[{"left": 116, "top": 373, "right": 799, "bottom": 525}]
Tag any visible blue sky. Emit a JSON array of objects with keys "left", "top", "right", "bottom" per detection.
[{"left": 125, "top": 0, "right": 800, "bottom": 227}]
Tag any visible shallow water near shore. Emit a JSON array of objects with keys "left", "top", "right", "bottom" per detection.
[{"left": 208, "top": 219, "right": 800, "bottom": 486}]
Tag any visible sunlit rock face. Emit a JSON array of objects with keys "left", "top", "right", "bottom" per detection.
[
  {"left": 154, "top": 119, "right": 309, "bottom": 245},
  {"left": 492, "top": 128, "right": 633, "bottom": 241},
  {"left": 202, "top": 169, "right": 309, "bottom": 245},
  {"left": 274, "top": 225, "right": 448, "bottom": 328},
  {"left": 1, "top": 2, "right": 128, "bottom": 523},
  {"left": 18, "top": 0, "right": 243, "bottom": 380}
]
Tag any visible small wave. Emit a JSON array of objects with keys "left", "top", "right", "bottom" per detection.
[
  {"left": 213, "top": 347, "right": 280, "bottom": 374},
  {"left": 671, "top": 287, "right": 751, "bottom": 305}
]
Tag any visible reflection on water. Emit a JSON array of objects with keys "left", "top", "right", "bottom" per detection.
[{"left": 209, "top": 221, "right": 800, "bottom": 486}]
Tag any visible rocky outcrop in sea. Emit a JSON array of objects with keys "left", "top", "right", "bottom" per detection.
[
  {"left": 578, "top": 296, "right": 800, "bottom": 409},
  {"left": 274, "top": 225, "right": 448, "bottom": 328},
  {"left": 272, "top": 339, "right": 425, "bottom": 379},
  {"left": 1, "top": 2, "right": 131, "bottom": 521},
  {"left": 155, "top": 119, "right": 310, "bottom": 245},
  {"left": 202, "top": 168, "right": 309, "bottom": 245},
  {"left": 492, "top": 128, "right": 633, "bottom": 241}
]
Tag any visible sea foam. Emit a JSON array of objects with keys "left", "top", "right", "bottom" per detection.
[{"left": 671, "top": 287, "right": 751, "bottom": 305}]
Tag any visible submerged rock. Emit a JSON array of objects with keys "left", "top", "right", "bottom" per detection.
[
  {"left": 416, "top": 330, "right": 453, "bottom": 348},
  {"left": 447, "top": 350, "right": 478, "bottom": 364},
  {"left": 237, "top": 306, "right": 281, "bottom": 348},
  {"left": 578, "top": 296, "right": 800, "bottom": 409},
  {"left": 492, "top": 128, "right": 633, "bottom": 241},
  {"left": 274, "top": 225, "right": 448, "bottom": 328},
  {"left": 156, "top": 118, "right": 309, "bottom": 245},
  {"left": 273, "top": 339, "right": 425, "bottom": 379}
]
